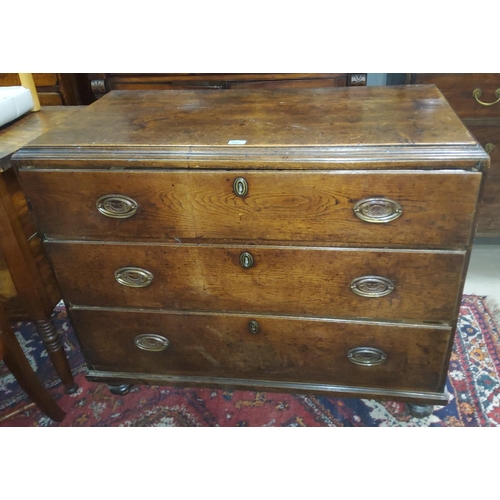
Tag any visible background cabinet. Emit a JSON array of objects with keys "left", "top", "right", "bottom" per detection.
[
  {"left": 409, "top": 74, "right": 500, "bottom": 237},
  {"left": 87, "top": 73, "right": 367, "bottom": 99}
]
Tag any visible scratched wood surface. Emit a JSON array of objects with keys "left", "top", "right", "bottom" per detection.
[
  {"left": 14, "top": 86, "right": 476, "bottom": 149},
  {"left": 46, "top": 242, "right": 465, "bottom": 323},
  {"left": 19, "top": 169, "right": 481, "bottom": 249},
  {"left": 70, "top": 307, "right": 450, "bottom": 392}
]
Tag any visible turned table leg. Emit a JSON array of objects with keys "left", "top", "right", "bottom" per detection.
[
  {"left": 35, "top": 318, "right": 78, "bottom": 394},
  {"left": 1, "top": 305, "right": 65, "bottom": 422},
  {"left": 0, "top": 172, "right": 77, "bottom": 394}
]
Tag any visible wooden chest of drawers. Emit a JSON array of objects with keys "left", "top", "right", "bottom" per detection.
[{"left": 13, "top": 85, "right": 488, "bottom": 415}]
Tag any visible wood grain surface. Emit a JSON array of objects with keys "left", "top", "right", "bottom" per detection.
[
  {"left": 46, "top": 242, "right": 465, "bottom": 322},
  {"left": 19, "top": 169, "right": 481, "bottom": 249},
  {"left": 13, "top": 86, "right": 476, "bottom": 149},
  {"left": 70, "top": 307, "right": 451, "bottom": 392}
]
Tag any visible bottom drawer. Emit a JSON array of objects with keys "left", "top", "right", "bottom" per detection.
[{"left": 71, "top": 308, "right": 452, "bottom": 393}]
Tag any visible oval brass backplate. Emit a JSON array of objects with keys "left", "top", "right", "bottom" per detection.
[
  {"left": 115, "top": 267, "right": 154, "bottom": 288},
  {"left": 134, "top": 334, "right": 170, "bottom": 352},
  {"left": 353, "top": 197, "right": 402, "bottom": 223},
  {"left": 96, "top": 194, "right": 138, "bottom": 218},
  {"left": 348, "top": 347, "right": 387, "bottom": 366},
  {"left": 350, "top": 276, "right": 394, "bottom": 298}
]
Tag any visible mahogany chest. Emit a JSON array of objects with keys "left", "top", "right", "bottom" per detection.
[{"left": 13, "top": 85, "right": 488, "bottom": 416}]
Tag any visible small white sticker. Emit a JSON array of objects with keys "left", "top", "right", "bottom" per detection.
[{"left": 227, "top": 139, "right": 247, "bottom": 145}]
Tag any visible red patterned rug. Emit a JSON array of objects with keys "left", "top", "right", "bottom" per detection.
[{"left": 1, "top": 294, "right": 500, "bottom": 426}]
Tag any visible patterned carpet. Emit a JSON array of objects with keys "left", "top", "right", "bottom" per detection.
[{"left": 1, "top": 294, "right": 499, "bottom": 426}]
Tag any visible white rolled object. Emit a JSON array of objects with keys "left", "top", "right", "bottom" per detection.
[{"left": 0, "top": 86, "right": 34, "bottom": 127}]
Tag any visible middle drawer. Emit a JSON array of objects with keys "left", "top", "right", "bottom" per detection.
[{"left": 46, "top": 242, "right": 465, "bottom": 322}]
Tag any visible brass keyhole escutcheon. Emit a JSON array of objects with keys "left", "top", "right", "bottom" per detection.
[
  {"left": 248, "top": 320, "right": 260, "bottom": 334},
  {"left": 239, "top": 252, "right": 254, "bottom": 269},
  {"left": 233, "top": 177, "right": 249, "bottom": 197}
]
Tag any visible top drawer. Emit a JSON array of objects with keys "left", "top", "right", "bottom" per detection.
[
  {"left": 411, "top": 74, "right": 500, "bottom": 119},
  {"left": 18, "top": 169, "right": 481, "bottom": 249}
]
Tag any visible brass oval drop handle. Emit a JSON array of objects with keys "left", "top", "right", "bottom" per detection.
[
  {"left": 350, "top": 275, "right": 395, "bottom": 298},
  {"left": 348, "top": 347, "right": 387, "bottom": 366},
  {"left": 353, "top": 197, "right": 402, "bottom": 224},
  {"left": 134, "top": 334, "right": 170, "bottom": 352},
  {"left": 472, "top": 88, "right": 500, "bottom": 107},
  {"left": 96, "top": 194, "right": 138, "bottom": 218},
  {"left": 115, "top": 267, "right": 154, "bottom": 287}
]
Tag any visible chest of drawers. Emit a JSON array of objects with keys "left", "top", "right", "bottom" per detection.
[{"left": 13, "top": 85, "right": 488, "bottom": 415}]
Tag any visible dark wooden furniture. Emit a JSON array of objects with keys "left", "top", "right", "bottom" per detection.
[
  {"left": 0, "top": 73, "right": 94, "bottom": 106},
  {"left": 0, "top": 302, "right": 65, "bottom": 421},
  {"left": 409, "top": 74, "right": 500, "bottom": 237},
  {"left": 0, "top": 107, "right": 81, "bottom": 394},
  {"left": 14, "top": 86, "right": 487, "bottom": 417},
  {"left": 88, "top": 73, "right": 367, "bottom": 100}
]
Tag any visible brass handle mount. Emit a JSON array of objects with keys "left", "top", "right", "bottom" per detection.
[{"left": 472, "top": 88, "right": 500, "bottom": 107}]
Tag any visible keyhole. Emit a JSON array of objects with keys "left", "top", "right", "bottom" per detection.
[{"left": 240, "top": 252, "right": 254, "bottom": 269}]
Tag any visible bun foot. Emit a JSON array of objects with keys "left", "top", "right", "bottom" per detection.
[
  {"left": 64, "top": 382, "right": 79, "bottom": 395},
  {"left": 107, "top": 383, "right": 132, "bottom": 396},
  {"left": 407, "top": 403, "right": 434, "bottom": 418}
]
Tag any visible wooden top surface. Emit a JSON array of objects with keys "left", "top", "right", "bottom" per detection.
[
  {"left": 13, "top": 86, "right": 488, "bottom": 170},
  {"left": 23, "top": 85, "right": 475, "bottom": 147},
  {"left": 0, "top": 106, "right": 82, "bottom": 171}
]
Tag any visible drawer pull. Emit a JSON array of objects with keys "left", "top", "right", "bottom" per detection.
[
  {"left": 233, "top": 177, "right": 249, "bottom": 197},
  {"left": 240, "top": 251, "right": 254, "bottom": 269},
  {"left": 134, "top": 334, "right": 170, "bottom": 352},
  {"left": 248, "top": 320, "right": 261, "bottom": 334},
  {"left": 353, "top": 197, "right": 402, "bottom": 223},
  {"left": 348, "top": 347, "right": 387, "bottom": 366},
  {"left": 351, "top": 275, "right": 394, "bottom": 297},
  {"left": 96, "top": 194, "right": 138, "bottom": 218},
  {"left": 485, "top": 143, "right": 495, "bottom": 154},
  {"left": 115, "top": 267, "right": 154, "bottom": 287},
  {"left": 472, "top": 88, "right": 500, "bottom": 107}
]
